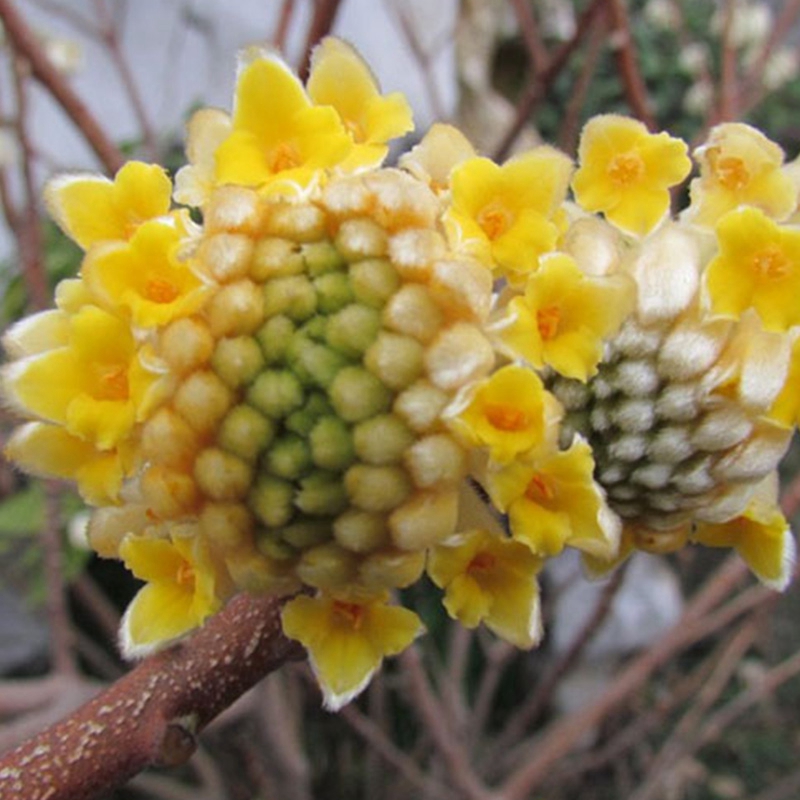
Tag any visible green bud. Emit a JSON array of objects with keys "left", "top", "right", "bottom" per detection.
[
  {"left": 333, "top": 509, "right": 390, "bottom": 552},
  {"left": 251, "top": 237, "right": 305, "bottom": 280},
  {"left": 314, "top": 271, "right": 354, "bottom": 313},
  {"left": 212, "top": 336, "right": 265, "bottom": 388},
  {"left": 247, "top": 369, "right": 305, "bottom": 419},
  {"left": 250, "top": 476, "right": 294, "bottom": 527},
  {"left": 291, "top": 337, "right": 347, "bottom": 389},
  {"left": 255, "top": 530, "right": 297, "bottom": 561},
  {"left": 280, "top": 519, "right": 332, "bottom": 549},
  {"left": 325, "top": 304, "right": 381, "bottom": 357},
  {"left": 350, "top": 258, "right": 400, "bottom": 307},
  {"left": 329, "top": 365, "right": 391, "bottom": 422},
  {"left": 353, "top": 414, "right": 414, "bottom": 464},
  {"left": 303, "top": 240, "right": 346, "bottom": 276},
  {"left": 263, "top": 275, "right": 318, "bottom": 321},
  {"left": 309, "top": 416, "right": 355, "bottom": 471},
  {"left": 256, "top": 315, "right": 295, "bottom": 364},
  {"left": 265, "top": 434, "right": 312, "bottom": 479},
  {"left": 295, "top": 470, "right": 349, "bottom": 516},
  {"left": 296, "top": 541, "right": 357, "bottom": 589},
  {"left": 218, "top": 404, "right": 275, "bottom": 462},
  {"left": 285, "top": 392, "right": 333, "bottom": 436}
]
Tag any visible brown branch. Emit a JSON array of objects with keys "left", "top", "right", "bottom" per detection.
[
  {"left": 273, "top": 0, "right": 297, "bottom": 52},
  {"left": 0, "top": 592, "right": 304, "bottom": 800},
  {"left": 605, "top": 0, "right": 656, "bottom": 129},
  {"left": 0, "top": 0, "right": 125, "bottom": 174},
  {"left": 494, "top": 0, "right": 606, "bottom": 162},
  {"left": 509, "top": 0, "right": 549, "bottom": 74},
  {"left": 297, "top": 0, "right": 344, "bottom": 81},
  {"left": 716, "top": 0, "right": 739, "bottom": 122}
]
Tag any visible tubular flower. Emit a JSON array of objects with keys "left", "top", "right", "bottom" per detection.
[
  {"left": 446, "top": 147, "right": 573, "bottom": 282},
  {"left": 688, "top": 122, "right": 797, "bottom": 227},
  {"left": 572, "top": 114, "right": 691, "bottom": 236},
  {"left": 3, "top": 44, "right": 798, "bottom": 710},
  {"left": 428, "top": 528, "right": 544, "bottom": 648}
]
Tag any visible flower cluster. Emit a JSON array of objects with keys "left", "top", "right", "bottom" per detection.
[{"left": 3, "top": 39, "right": 798, "bottom": 709}]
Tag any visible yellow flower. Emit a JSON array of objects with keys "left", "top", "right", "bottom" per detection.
[
  {"left": 307, "top": 37, "right": 414, "bottom": 170},
  {"left": 81, "top": 217, "right": 209, "bottom": 328},
  {"left": 769, "top": 334, "right": 800, "bottom": 427},
  {"left": 705, "top": 206, "right": 800, "bottom": 332},
  {"left": 4, "top": 421, "right": 125, "bottom": 504},
  {"left": 119, "top": 533, "right": 225, "bottom": 657},
  {"left": 281, "top": 593, "right": 422, "bottom": 710},
  {"left": 173, "top": 108, "right": 232, "bottom": 207},
  {"left": 213, "top": 49, "right": 352, "bottom": 193},
  {"left": 485, "top": 436, "right": 620, "bottom": 559},
  {"left": 496, "top": 253, "right": 635, "bottom": 381},
  {"left": 44, "top": 161, "right": 172, "bottom": 249},
  {"left": 446, "top": 147, "right": 573, "bottom": 280},
  {"left": 428, "top": 529, "right": 543, "bottom": 648},
  {"left": 446, "top": 363, "right": 562, "bottom": 463},
  {"left": 3, "top": 304, "right": 161, "bottom": 449},
  {"left": 689, "top": 122, "right": 796, "bottom": 227},
  {"left": 572, "top": 114, "right": 691, "bottom": 236},
  {"left": 691, "top": 475, "right": 795, "bottom": 590}
]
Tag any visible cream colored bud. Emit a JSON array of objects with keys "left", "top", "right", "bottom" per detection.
[
  {"left": 266, "top": 202, "right": 326, "bottom": 241},
  {"left": 350, "top": 258, "right": 400, "bottom": 307},
  {"left": 251, "top": 237, "right": 305, "bottom": 280},
  {"left": 353, "top": 414, "right": 414, "bottom": 464},
  {"left": 227, "top": 546, "right": 300, "bottom": 595},
  {"left": 383, "top": 284, "right": 443, "bottom": 343},
  {"left": 345, "top": 464, "right": 413, "bottom": 512},
  {"left": 333, "top": 509, "right": 390, "bottom": 552},
  {"left": 200, "top": 502, "right": 254, "bottom": 550},
  {"left": 197, "top": 233, "right": 254, "bottom": 282},
  {"left": 404, "top": 434, "right": 467, "bottom": 488},
  {"left": 159, "top": 317, "right": 214, "bottom": 374},
  {"left": 430, "top": 258, "right": 494, "bottom": 322},
  {"left": 335, "top": 217, "right": 388, "bottom": 259},
  {"left": 212, "top": 336, "right": 265, "bottom": 388},
  {"left": 388, "top": 228, "right": 447, "bottom": 281},
  {"left": 425, "top": 324, "right": 495, "bottom": 390},
  {"left": 141, "top": 407, "right": 200, "bottom": 468},
  {"left": 393, "top": 380, "right": 450, "bottom": 432},
  {"left": 363, "top": 169, "right": 439, "bottom": 230},
  {"left": 365, "top": 332, "right": 424, "bottom": 390},
  {"left": 204, "top": 185, "right": 264, "bottom": 235},
  {"left": 358, "top": 549, "right": 425, "bottom": 589},
  {"left": 296, "top": 542, "right": 357, "bottom": 589},
  {"left": 194, "top": 447, "right": 253, "bottom": 500},
  {"left": 174, "top": 370, "right": 234, "bottom": 434},
  {"left": 389, "top": 489, "right": 458, "bottom": 550},
  {"left": 692, "top": 405, "right": 753, "bottom": 451},
  {"left": 87, "top": 504, "right": 151, "bottom": 558},
  {"left": 140, "top": 465, "right": 200, "bottom": 518},
  {"left": 207, "top": 279, "right": 266, "bottom": 337}
]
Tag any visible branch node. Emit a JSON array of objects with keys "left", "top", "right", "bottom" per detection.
[{"left": 157, "top": 715, "right": 199, "bottom": 767}]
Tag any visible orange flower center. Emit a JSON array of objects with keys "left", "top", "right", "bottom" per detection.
[
  {"left": 270, "top": 142, "right": 302, "bottom": 173},
  {"left": 752, "top": 245, "right": 791, "bottom": 280},
  {"left": 144, "top": 277, "right": 180, "bottom": 304},
  {"left": 607, "top": 152, "right": 644, "bottom": 187},
  {"left": 176, "top": 560, "right": 195, "bottom": 589},
  {"left": 713, "top": 155, "right": 750, "bottom": 192},
  {"left": 477, "top": 202, "right": 513, "bottom": 240},
  {"left": 467, "top": 551, "right": 496, "bottom": 574},
  {"left": 96, "top": 365, "right": 130, "bottom": 401},
  {"left": 484, "top": 402, "right": 532, "bottom": 432},
  {"left": 334, "top": 600, "right": 365, "bottom": 630},
  {"left": 524, "top": 473, "right": 554, "bottom": 503},
  {"left": 536, "top": 306, "right": 561, "bottom": 340},
  {"left": 345, "top": 118, "right": 366, "bottom": 143}
]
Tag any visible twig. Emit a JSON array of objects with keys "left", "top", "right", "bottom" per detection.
[
  {"left": 0, "top": 592, "right": 304, "bottom": 800},
  {"left": 509, "top": 0, "right": 549, "bottom": 74},
  {"left": 494, "top": 0, "right": 606, "bottom": 162},
  {"left": 400, "top": 645, "right": 498, "bottom": 800},
  {"left": 498, "top": 556, "right": 759, "bottom": 800},
  {"left": 605, "top": 0, "right": 656, "bottom": 129},
  {"left": 716, "top": 0, "right": 739, "bottom": 122},
  {"left": 71, "top": 572, "right": 122, "bottom": 648},
  {"left": 273, "top": 0, "right": 296, "bottom": 52},
  {"left": 470, "top": 639, "right": 516, "bottom": 744},
  {"left": 751, "top": 766, "right": 800, "bottom": 800},
  {"left": 0, "top": 0, "right": 125, "bottom": 174},
  {"left": 297, "top": 0, "right": 344, "bottom": 81}
]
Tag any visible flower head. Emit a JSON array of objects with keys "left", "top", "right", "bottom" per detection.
[{"left": 572, "top": 114, "right": 691, "bottom": 236}]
